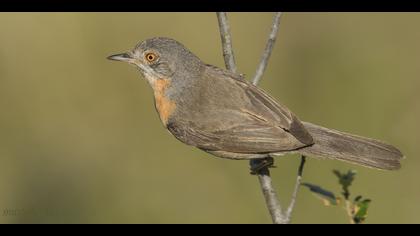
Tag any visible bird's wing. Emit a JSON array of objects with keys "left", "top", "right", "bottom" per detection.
[
  {"left": 237, "top": 78, "right": 314, "bottom": 145},
  {"left": 167, "top": 66, "right": 314, "bottom": 154},
  {"left": 168, "top": 120, "right": 311, "bottom": 153}
]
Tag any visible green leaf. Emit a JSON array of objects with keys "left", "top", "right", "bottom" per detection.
[
  {"left": 353, "top": 199, "right": 371, "bottom": 224},
  {"left": 302, "top": 183, "right": 339, "bottom": 206},
  {"left": 333, "top": 170, "right": 357, "bottom": 199},
  {"left": 354, "top": 195, "right": 362, "bottom": 203}
]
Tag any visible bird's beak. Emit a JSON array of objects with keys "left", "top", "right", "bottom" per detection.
[{"left": 107, "top": 52, "right": 134, "bottom": 63}]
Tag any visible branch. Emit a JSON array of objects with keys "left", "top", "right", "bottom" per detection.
[
  {"left": 345, "top": 200, "right": 356, "bottom": 224},
  {"left": 250, "top": 159, "right": 284, "bottom": 224},
  {"left": 216, "top": 12, "right": 305, "bottom": 224},
  {"left": 284, "top": 156, "right": 306, "bottom": 224},
  {"left": 246, "top": 12, "right": 285, "bottom": 224},
  {"left": 252, "top": 12, "right": 283, "bottom": 85},
  {"left": 216, "top": 12, "right": 237, "bottom": 73},
  {"left": 216, "top": 12, "right": 284, "bottom": 224}
]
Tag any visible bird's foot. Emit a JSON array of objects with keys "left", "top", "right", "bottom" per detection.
[{"left": 250, "top": 157, "right": 276, "bottom": 175}]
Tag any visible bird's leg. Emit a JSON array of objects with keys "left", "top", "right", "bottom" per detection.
[{"left": 250, "top": 156, "right": 276, "bottom": 175}]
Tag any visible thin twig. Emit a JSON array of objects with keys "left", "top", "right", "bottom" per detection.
[
  {"left": 345, "top": 200, "right": 356, "bottom": 224},
  {"left": 247, "top": 12, "right": 286, "bottom": 224},
  {"left": 216, "top": 12, "right": 306, "bottom": 224},
  {"left": 252, "top": 12, "right": 283, "bottom": 85},
  {"left": 216, "top": 12, "right": 237, "bottom": 73},
  {"left": 284, "top": 156, "right": 306, "bottom": 224},
  {"left": 216, "top": 12, "right": 284, "bottom": 224},
  {"left": 250, "top": 159, "right": 284, "bottom": 224},
  {"left": 258, "top": 174, "right": 284, "bottom": 223}
]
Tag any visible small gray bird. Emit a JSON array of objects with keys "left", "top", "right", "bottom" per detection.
[{"left": 108, "top": 37, "right": 403, "bottom": 170}]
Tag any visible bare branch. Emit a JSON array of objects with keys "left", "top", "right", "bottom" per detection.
[
  {"left": 216, "top": 12, "right": 237, "bottom": 73},
  {"left": 216, "top": 12, "right": 305, "bottom": 225},
  {"left": 252, "top": 12, "right": 283, "bottom": 85},
  {"left": 284, "top": 156, "right": 306, "bottom": 224},
  {"left": 345, "top": 200, "right": 356, "bottom": 224},
  {"left": 250, "top": 159, "right": 284, "bottom": 224},
  {"left": 247, "top": 12, "right": 285, "bottom": 224}
]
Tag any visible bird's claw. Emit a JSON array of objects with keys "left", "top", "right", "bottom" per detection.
[{"left": 250, "top": 157, "right": 275, "bottom": 175}]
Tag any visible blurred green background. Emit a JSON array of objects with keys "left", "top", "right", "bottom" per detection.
[{"left": 0, "top": 13, "right": 418, "bottom": 224}]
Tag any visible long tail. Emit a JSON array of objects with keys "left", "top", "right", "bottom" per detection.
[{"left": 298, "top": 122, "right": 404, "bottom": 170}]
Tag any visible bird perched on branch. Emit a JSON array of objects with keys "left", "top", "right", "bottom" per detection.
[{"left": 108, "top": 37, "right": 403, "bottom": 171}]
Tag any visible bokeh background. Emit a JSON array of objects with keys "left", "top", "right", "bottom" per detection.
[{"left": 0, "top": 13, "right": 419, "bottom": 224}]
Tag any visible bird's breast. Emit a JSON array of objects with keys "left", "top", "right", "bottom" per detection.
[{"left": 152, "top": 79, "right": 176, "bottom": 126}]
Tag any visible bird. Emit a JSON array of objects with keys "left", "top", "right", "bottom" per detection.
[{"left": 108, "top": 37, "right": 403, "bottom": 171}]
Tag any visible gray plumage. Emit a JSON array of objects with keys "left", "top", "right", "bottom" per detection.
[{"left": 109, "top": 37, "right": 404, "bottom": 170}]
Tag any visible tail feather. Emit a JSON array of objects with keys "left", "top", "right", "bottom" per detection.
[{"left": 299, "top": 122, "right": 403, "bottom": 170}]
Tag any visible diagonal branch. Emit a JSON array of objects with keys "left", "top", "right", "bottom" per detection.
[
  {"left": 250, "top": 158, "right": 284, "bottom": 224},
  {"left": 216, "top": 12, "right": 306, "bottom": 224},
  {"left": 252, "top": 12, "right": 283, "bottom": 85},
  {"left": 284, "top": 156, "right": 306, "bottom": 224},
  {"left": 216, "top": 12, "right": 284, "bottom": 224},
  {"left": 216, "top": 12, "right": 237, "bottom": 73}
]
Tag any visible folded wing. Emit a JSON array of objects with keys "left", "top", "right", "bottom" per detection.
[{"left": 167, "top": 66, "right": 314, "bottom": 154}]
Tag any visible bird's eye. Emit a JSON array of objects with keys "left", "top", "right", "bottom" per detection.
[{"left": 145, "top": 53, "right": 158, "bottom": 63}]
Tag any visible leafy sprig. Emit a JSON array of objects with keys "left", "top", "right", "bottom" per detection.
[{"left": 302, "top": 170, "right": 371, "bottom": 224}]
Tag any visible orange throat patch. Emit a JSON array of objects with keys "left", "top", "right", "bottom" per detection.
[{"left": 152, "top": 79, "right": 176, "bottom": 126}]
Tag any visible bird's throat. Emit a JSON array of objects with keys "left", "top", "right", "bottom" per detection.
[{"left": 152, "top": 79, "right": 176, "bottom": 126}]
